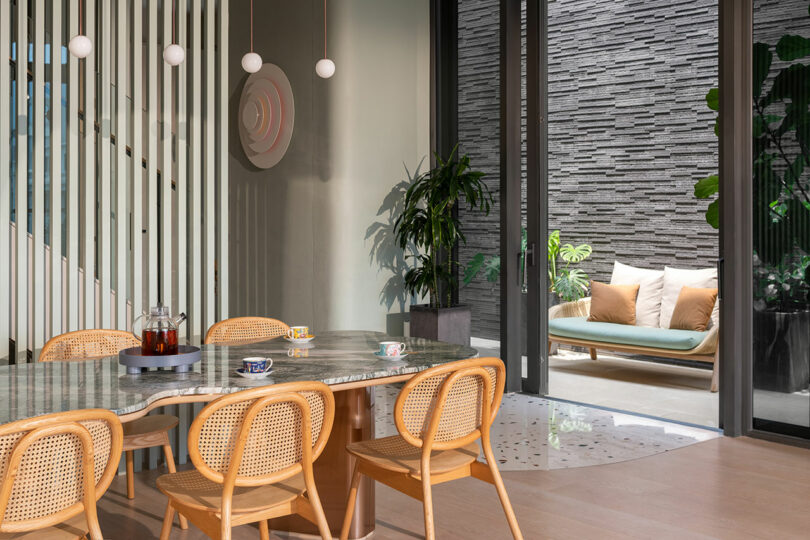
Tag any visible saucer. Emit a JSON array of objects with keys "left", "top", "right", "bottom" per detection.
[
  {"left": 235, "top": 367, "right": 273, "bottom": 379},
  {"left": 374, "top": 352, "right": 408, "bottom": 361},
  {"left": 284, "top": 335, "right": 315, "bottom": 344}
]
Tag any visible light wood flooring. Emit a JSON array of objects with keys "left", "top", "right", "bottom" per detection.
[{"left": 96, "top": 436, "right": 810, "bottom": 539}]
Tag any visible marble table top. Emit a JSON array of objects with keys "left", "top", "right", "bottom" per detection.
[{"left": 0, "top": 331, "right": 478, "bottom": 423}]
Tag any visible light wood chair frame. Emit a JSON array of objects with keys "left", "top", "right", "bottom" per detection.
[
  {"left": 159, "top": 382, "right": 336, "bottom": 540},
  {"left": 39, "top": 329, "right": 186, "bottom": 529},
  {"left": 204, "top": 317, "right": 291, "bottom": 346},
  {"left": 339, "top": 357, "right": 523, "bottom": 540},
  {"left": 0, "top": 409, "right": 123, "bottom": 540}
]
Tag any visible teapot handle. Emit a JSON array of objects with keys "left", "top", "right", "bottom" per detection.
[{"left": 131, "top": 313, "right": 145, "bottom": 342}]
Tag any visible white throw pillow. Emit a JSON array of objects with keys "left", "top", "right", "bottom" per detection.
[
  {"left": 659, "top": 266, "right": 719, "bottom": 329},
  {"left": 609, "top": 261, "right": 665, "bottom": 327}
]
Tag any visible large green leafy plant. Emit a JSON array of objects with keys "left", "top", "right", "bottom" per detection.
[
  {"left": 394, "top": 146, "right": 493, "bottom": 309},
  {"left": 696, "top": 9, "right": 810, "bottom": 310}
]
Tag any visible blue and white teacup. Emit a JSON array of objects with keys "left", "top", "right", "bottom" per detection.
[
  {"left": 378, "top": 341, "right": 406, "bottom": 357},
  {"left": 242, "top": 357, "right": 272, "bottom": 373}
]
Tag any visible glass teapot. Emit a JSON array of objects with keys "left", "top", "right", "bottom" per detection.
[{"left": 132, "top": 304, "right": 187, "bottom": 356}]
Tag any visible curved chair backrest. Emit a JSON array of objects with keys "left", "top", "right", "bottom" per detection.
[
  {"left": 394, "top": 357, "right": 505, "bottom": 452},
  {"left": 0, "top": 409, "right": 123, "bottom": 534},
  {"left": 188, "top": 382, "right": 335, "bottom": 488},
  {"left": 204, "top": 317, "right": 291, "bottom": 345},
  {"left": 39, "top": 329, "right": 139, "bottom": 362}
]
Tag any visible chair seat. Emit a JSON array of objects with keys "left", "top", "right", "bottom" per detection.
[
  {"left": 156, "top": 469, "right": 306, "bottom": 514},
  {"left": 346, "top": 435, "right": 480, "bottom": 476},
  {"left": 549, "top": 316, "right": 709, "bottom": 351},
  {"left": 122, "top": 414, "right": 178, "bottom": 451},
  {"left": 0, "top": 513, "right": 88, "bottom": 539}
]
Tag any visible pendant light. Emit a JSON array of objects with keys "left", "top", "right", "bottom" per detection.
[
  {"left": 315, "top": 0, "right": 335, "bottom": 78},
  {"left": 68, "top": 0, "right": 93, "bottom": 58},
  {"left": 164, "top": 0, "right": 185, "bottom": 66},
  {"left": 241, "top": 0, "right": 262, "bottom": 73}
]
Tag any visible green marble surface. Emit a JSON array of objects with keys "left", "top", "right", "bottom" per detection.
[{"left": 0, "top": 331, "right": 478, "bottom": 423}]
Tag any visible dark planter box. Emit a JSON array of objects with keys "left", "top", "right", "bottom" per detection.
[
  {"left": 410, "top": 304, "right": 471, "bottom": 346},
  {"left": 753, "top": 308, "right": 810, "bottom": 393}
]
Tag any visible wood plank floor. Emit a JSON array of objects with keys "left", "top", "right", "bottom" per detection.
[{"left": 97, "top": 436, "right": 810, "bottom": 539}]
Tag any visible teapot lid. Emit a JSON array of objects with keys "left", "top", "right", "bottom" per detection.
[{"left": 150, "top": 304, "right": 170, "bottom": 316}]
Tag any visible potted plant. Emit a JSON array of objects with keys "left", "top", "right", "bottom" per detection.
[
  {"left": 695, "top": 11, "right": 810, "bottom": 393},
  {"left": 395, "top": 145, "right": 493, "bottom": 346},
  {"left": 464, "top": 230, "right": 592, "bottom": 353}
]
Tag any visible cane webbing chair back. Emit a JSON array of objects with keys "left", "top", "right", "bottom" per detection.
[
  {"left": 395, "top": 357, "right": 504, "bottom": 451},
  {"left": 39, "top": 329, "right": 139, "bottom": 362},
  {"left": 204, "top": 317, "right": 291, "bottom": 345},
  {"left": 0, "top": 410, "right": 123, "bottom": 534},
  {"left": 188, "top": 382, "right": 334, "bottom": 487}
]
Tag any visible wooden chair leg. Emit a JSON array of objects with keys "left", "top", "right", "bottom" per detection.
[
  {"left": 162, "top": 443, "right": 188, "bottom": 530},
  {"left": 258, "top": 520, "right": 270, "bottom": 540},
  {"left": 589, "top": 348, "right": 597, "bottom": 360},
  {"left": 339, "top": 463, "right": 362, "bottom": 540},
  {"left": 159, "top": 503, "right": 175, "bottom": 540},
  {"left": 421, "top": 475, "right": 435, "bottom": 540},
  {"left": 481, "top": 438, "right": 523, "bottom": 540},
  {"left": 302, "top": 467, "right": 332, "bottom": 540},
  {"left": 125, "top": 450, "right": 135, "bottom": 500},
  {"left": 710, "top": 348, "right": 719, "bottom": 393}
]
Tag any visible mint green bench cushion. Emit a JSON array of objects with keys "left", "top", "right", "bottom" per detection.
[{"left": 549, "top": 317, "right": 708, "bottom": 351}]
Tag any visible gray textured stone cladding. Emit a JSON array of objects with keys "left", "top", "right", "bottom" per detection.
[{"left": 458, "top": 0, "right": 720, "bottom": 339}]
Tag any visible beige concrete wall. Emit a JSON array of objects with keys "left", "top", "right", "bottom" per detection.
[{"left": 228, "top": 0, "right": 430, "bottom": 334}]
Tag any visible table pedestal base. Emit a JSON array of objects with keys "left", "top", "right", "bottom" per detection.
[{"left": 268, "top": 387, "right": 375, "bottom": 539}]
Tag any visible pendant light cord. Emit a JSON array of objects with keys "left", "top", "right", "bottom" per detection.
[
  {"left": 172, "top": 0, "right": 176, "bottom": 43},
  {"left": 250, "top": 0, "right": 254, "bottom": 52},
  {"left": 323, "top": 0, "right": 327, "bottom": 58},
  {"left": 79, "top": 0, "right": 83, "bottom": 34}
]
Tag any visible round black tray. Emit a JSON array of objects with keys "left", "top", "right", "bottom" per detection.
[{"left": 118, "top": 345, "right": 201, "bottom": 375}]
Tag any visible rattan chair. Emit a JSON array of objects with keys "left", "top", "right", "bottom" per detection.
[
  {"left": 0, "top": 409, "right": 123, "bottom": 540},
  {"left": 156, "top": 381, "right": 335, "bottom": 540},
  {"left": 339, "top": 357, "right": 523, "bottom": 540},
  {"left": 204, "top": 317, "right": 291, "bottom": 345},
  {"left": 39, "top": 329, "right": 186, "bottom": 529}
]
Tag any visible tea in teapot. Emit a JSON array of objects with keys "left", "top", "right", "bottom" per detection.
[{"left": 132, "top": 304, "right": 187, "bottom": 356}]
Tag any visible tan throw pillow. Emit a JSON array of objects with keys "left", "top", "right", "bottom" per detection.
[
  {"left": 610, "top": 261, "right": 665, "bottom": 327},
  {"left": 588, "top": 281, "right": 640, "bottom": 325},
  {"left": 669, "top": 286, "right": 718, "bottom": 332},
  {"left": 659, "top": 266, "right": 718, "bottom": 329}
]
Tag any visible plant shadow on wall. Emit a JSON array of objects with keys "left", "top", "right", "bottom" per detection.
[
  {"left": 365, "top": 161, "right": 423, "bottom": 324},
  {"left": 695, "top": 6, "right": 810, "bottom": 393}
]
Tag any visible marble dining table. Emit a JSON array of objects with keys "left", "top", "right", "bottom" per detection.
[{"left": 0, "top": 330, "right": 478, "bottom": 539}]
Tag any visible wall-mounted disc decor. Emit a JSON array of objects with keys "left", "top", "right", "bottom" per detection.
[{"left": 238, "top": 63, "right": 295, "bottom": 169}]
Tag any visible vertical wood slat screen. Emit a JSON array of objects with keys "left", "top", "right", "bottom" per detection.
[{"left": 1, "top": 0, "right": 229, "bottom": 363}]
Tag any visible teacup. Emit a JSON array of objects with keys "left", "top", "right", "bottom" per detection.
[
  {"left": 242, "top": 357, "right": 273, "bottom": 373},
  {"left": 287, "top": 326, "right": 310, "bottom": 340},
  {"left": 378, "top": 341, "right": 406, "bottom": 357}
]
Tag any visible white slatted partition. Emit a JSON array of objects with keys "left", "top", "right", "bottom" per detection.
[
  {"left": 0, "top": 0, "right": 11, "bottom": 360},
  {"left": 2, "top": 0, "right": 229, "bottom": 363}
]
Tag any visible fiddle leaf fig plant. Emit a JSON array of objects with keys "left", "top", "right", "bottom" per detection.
[{"left": 695, "top": 4, "right": 810, "bottom": 310}]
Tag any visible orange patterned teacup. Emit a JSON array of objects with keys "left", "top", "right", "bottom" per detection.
[{"left": 287, "top": 326, "right": 309, "bottom": 340}]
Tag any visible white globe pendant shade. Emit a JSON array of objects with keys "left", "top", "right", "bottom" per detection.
[
  {"left": 68, "top": 35, "right": 93, "bottom": 58},
  {"left": 315, "top": 58, "right": 336, "bottom": 79},
  {"left": 163, "top": 44, "right": 185, "bottom": 66},
  {"left": 241, "top": 52, "right": 263, "bottom": 74}
]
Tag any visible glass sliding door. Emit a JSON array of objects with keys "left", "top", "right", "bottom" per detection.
[{"left": 751, "top": 0, "right": 810, "bottom": 440}]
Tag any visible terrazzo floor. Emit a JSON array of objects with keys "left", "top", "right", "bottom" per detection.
[{"left": 372, "top": 386, "right": 720, "bottom": 471}]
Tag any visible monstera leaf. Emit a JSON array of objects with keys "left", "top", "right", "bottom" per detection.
[
  {"left": 776, "top": 34, "right": 810, "bottom": 62},
  {"left": 754, "top": 42, "right": 773, "bottom": 99}
]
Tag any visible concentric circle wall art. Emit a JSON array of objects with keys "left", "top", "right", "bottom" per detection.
[{"left": 238, "top": 63, "right": 295, "bottom": 169}]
